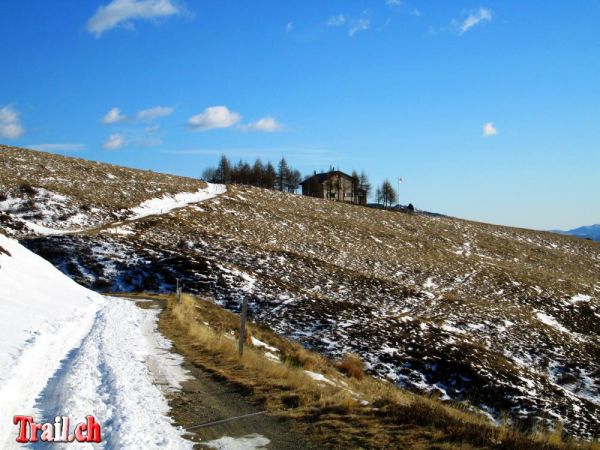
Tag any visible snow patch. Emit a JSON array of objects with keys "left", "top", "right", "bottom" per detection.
[
  {"left": 304, "top": 370, "right": 334, "bottom": 385},
  {"left": 203, "top": 433, "right": 270, "bottom": 450},
  {"left": 536, "top": 312, "right": 571, "bottom": 335},
  {"left": 128, "top": 183, "right": 225, "bottom": 221},
  {"left": 251, "top": 336, "right": 278, "bottom": 353}
]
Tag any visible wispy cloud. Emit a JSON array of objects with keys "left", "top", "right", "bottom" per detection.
[
  {"left": 27, "top": 143, "right": 86, "bottom": 152},
  {"left": 457, "top": 8, "right": 492, "bottom": 34},
  {"left": 136, "top": 105, "right": 173, "bottom": 121},
  {"left": 385, "top": 0, "right": 402, "bottom": 6},
  {"left": 103, "top": 133, "right": 125, "bottom": 149},
  {"left": 144, "top": 124, "right": 160, "bottom": 133},
  {"left": 349, "top": 18, "right": 370, "bottom": 37},
  {"left": 188, "top": 106, "right": 241, "bottom": 131},
  {"left": 285, "top": 21, "right": 294, "bottom": 33},
  {"left": 87, "top": 0, "right": 184, "bottom": 38},
  {"left": 327, "top": 14, "right": 346, "bottom": 26},
  {"left": 101, "top": 107, "right": 127, "bottom": 124},
  {"left": 483, "top": 122, "right": 498, "bottom": 137},
  {"left": 0, "top": 105, "right": 24, "bottom": 139},
  {"left": 239, "top": 117, "right": 284, "bottom": 133}
]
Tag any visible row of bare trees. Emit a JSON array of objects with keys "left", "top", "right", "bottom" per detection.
[
  {"left": 202, "top": 155, "right": 302, "bottom": 192},
  {"left": 375, "top": 180, "right": 397, "bottom": 208}
]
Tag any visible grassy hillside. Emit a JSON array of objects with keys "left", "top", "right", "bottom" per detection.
[
  {"left": 0, "top": 144, "right": 206, "bottom": 234},
  {"left": 151, "top": 292, "right": 595, "bottom": 449},
  {"left": 1, "top": 145, "right": 598, "bottom": 441}
]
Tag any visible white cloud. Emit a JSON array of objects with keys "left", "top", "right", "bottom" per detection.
[
  {"left": 103, "top": 133, "right": 125, "bottom": 149},
  {"left": 327, "top": 15, "right": 346, "bottom": 26},
  {"left": 240, "top": 117, "right": 284, "bottom": 133},
  {"left": 0, "top": 105, "right": 24, "bottom": 139},
  {"left": 483, "top": 122, "right": 498, "bottom": 137},
  {"left": 285, "top": 21, "right": 294, "bottom": 32},
  {"left": 28, "top": 143, "right": 85, "bottom": 152},
  {"left": 459, "top": 8, "right": 492, "bottom": 34},
  {"left": 349, "top": 18, "right": 370, "bottom": 37},
  {"left": 188, "top": 106, "right": 241, "bottom": 131},
  {"left": 136, "top": 106, "right": 173, "bottom": 120},
  {"left": 102, "top": 107, "right": 127, "bottom": 124},
  {"left": 386, "top": 0, "right": 402, "bottom": 6},
  {"left": 87, "top": 0, "right": 183, "bottom": 38}
]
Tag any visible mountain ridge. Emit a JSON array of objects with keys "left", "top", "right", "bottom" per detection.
[{"left": 552, "top": 224, "right": 600, "bottom": 242}]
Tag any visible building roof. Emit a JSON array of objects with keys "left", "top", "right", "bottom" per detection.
[{"left": 299, "top": 170, "right": 354, "bottom": 185}]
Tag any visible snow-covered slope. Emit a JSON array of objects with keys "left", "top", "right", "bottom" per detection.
[
  {"left": 0, "top": 234, "right": 103, "bottom": 445},
  {"left": 0, "top": 235, "right": 192, "bottom": 449}
]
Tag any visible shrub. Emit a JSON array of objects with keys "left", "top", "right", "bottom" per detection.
[
  {"left": 18, "top": 182, "right": 37, "bottom": 196},
  {"left": 337, "top": 353, "right": 365, "bottom": 380}
]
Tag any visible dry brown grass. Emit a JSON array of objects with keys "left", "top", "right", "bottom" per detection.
[
  {"left": 336, "top": 353, "right": 366, "bottom": 380},
  {"left": 154, "top": 293, "right": 599, "bottom": 450}
]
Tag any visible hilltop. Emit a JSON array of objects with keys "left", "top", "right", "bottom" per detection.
[
  {"left": 1, "top": 144, "right": 599, "bottom": 442},
  {"left": 0, "top": 144, "right": 207, "bottom": 235}
]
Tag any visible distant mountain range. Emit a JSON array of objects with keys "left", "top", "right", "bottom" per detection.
[{"left": 551, "top": 224, "right": 600, "bottom": 242}]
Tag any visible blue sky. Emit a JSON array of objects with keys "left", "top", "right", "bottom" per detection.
[{"left": 1, "top": 1, "right": 599, "bottom": 230}]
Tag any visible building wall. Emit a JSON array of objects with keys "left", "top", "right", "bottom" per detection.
[
  {"left": 302, "top": 173, "right": 367, "bottom": 205},
  {"left": 321, "top": 175, "right": 355, "bottom": 202}
]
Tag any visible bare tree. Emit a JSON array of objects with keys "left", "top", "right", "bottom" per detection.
[
  {"left": 381, "top": 180, "right": 397, "bottom": 208},
  {"left": 252, "top": 159, "right": 264, "bottom": 186},
  {"left": 351, "top": 170, "right": 360, "bottom": 204},
  {"left": 360, "top": 171, "right": 371, "bottom": 202},
  {"left": 287, "top": 169, "right": 302, "bottom": 193},
  {"left": 277, "top": 158, "right": 290, "bottom": 191},
  {"left": 264, "top": 162, "right": 277, "bottom": 189},
  {"left": 216, "top": 154, "right": 231, "bottom": 184},
  {"left": 201, "top": 167, "right": 217, "bottom": 182},
  {"left": 376, "top": 186, "right": 383, "bottom": 205}
]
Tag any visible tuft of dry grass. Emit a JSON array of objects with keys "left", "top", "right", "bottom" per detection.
[{"left": 336, "top": 353, "right": 366, "bottom": 380}]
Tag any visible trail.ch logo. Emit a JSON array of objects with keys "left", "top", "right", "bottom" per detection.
[{"left": 13, "top": 415, "right": 101, "bottom": 444}]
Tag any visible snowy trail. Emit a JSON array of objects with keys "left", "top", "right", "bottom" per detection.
[
  {"left": 0, "top": 235, "right": 104, "bottom": 448},
  {"left": 32, "top": 298, "right": 193, "bottom": 450},
  {"left": 16, "top": 183, "right": 226, "bottom": 236},
  {"left": 126, "top": 182, "right": 226, "bottom": 222},
  {"left": 0, "top": 237, "right": 193, "bottom": 448}
]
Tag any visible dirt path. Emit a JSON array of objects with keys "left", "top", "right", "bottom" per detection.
[{"left": 137, "top": 298, "right": 314, "bottom": 450}]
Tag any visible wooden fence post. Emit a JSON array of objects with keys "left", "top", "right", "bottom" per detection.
[{"left": 238, "top": 297, "right": 248, "bottom": 357}]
